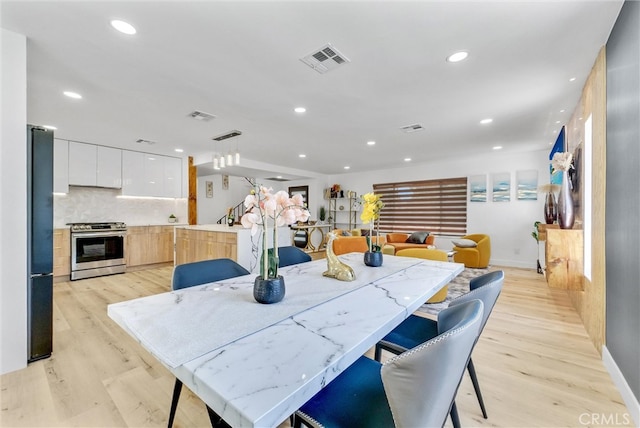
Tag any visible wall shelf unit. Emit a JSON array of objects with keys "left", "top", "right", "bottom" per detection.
[{"left": 328, "top": 197, "right": 358, "bottom": 230}]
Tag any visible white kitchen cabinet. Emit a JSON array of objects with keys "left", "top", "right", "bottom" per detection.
[
  {"left": 68, "top": 142, "right": 121, "bottom": 188},
  {"left": 144, "top": 154, "right": 164, "bottom": 197},
  {"left": 121, "top": 150, "right": 146, "bottom": 196},
  {"left": 163, "top": 156, "right": 182, "bottom": 198},
  {"left": 96, "top": 146, "right": 122, "bottom": 188},
  {"left": 68, "top": 142, "right": 96, "bottom": 186},
  {"left": 121, "top": 150, "right": 183, "bottom": 197},
  {"left": 53, "top": 139, "right": 69, "bottom": 193}
]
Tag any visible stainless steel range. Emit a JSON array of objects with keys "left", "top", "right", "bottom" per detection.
[{"left": 69, "top": 222, "right": 127, "bottom": 280}]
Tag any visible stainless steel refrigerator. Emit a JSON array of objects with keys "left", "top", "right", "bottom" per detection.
[{"left": 27, "top": 125, "right": 54, "bottom": 362}]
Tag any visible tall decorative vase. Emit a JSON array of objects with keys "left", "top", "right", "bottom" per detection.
[
  {"left": 557, "top": 171, "right": 575, "bottom": 229},
  {"left": 543, "top": 191, "right": 557, "bottom": 224}
]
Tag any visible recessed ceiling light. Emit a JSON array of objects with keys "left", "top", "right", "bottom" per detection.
[
  {"left": 367, "top": 141, "right": 376, "bottom": 146},
  {"left": 111, "top": 20, "right": 136, "bottom": 35},
  {"left": 277, "top": 176, "right": 283, "bottom": 179},
  {"left": 63, "top": 91, "right": 82, "bottom": 99},
  {"left": 294, "top": 107, "right": 306, "bottom": 113},
  {"left": 555, "top": 120, "right": 561, "bottom": 124},
  {"left": 299, "top": 154, "right": 306, "bottom": 158},
  {"left": 174, "top": 148, "right": 184, "bottom": 153},
  {"left": 569, "top": 77, "right": 577, "bottom": 82},
  {"left": 404, "top": 157, "right": 412, "bottom": 162},
  {"left": 344, "top": 166, "right": 350, "bottom": 170},
  {"left": 480, "top": 118, "right": 493, "bottom": 125},
  {"left": 560, "top": 109, "right": 566, "bottom": 113},
  {"left": 493, "top": 146, "right": 503, "bottom": 150},
  {"left": 42, "top": 125, "right": 57, "bottom": 130},
  {"left": 446, "top": 51, "right": 469, "bottom": 63}
]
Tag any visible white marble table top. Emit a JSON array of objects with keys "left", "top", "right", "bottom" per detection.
[{"left": 108, "top": 253, "right": 463, "bottom": 427}]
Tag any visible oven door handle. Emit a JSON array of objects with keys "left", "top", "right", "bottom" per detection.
[{"left": 72, "top": 231, "right": 127, "bottom": 239}]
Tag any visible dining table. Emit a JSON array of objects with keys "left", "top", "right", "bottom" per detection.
[{"left": 108, "top": 252, "right": 464, "bottom": 427}]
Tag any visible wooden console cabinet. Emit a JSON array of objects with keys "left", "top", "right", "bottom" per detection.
[{"left": 545, "top": 228, "right": 584, "bottom": 290}]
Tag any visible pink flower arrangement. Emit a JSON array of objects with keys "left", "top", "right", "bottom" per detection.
[{"left": 242, "top": 184, "right": 310, "bottom": 278}]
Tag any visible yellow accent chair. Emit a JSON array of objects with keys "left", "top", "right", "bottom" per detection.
[
  {"left": 395, "top": 248, "right": 449, "bottom": 303},
  {"left": 453, "top": 234, "right": 491, "bottom": 268}
]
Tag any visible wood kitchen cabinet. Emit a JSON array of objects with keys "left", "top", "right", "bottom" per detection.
[
  {"left": 175, "top": 228, "right": 238, "bottom": 266},
  {"left": 53, "top": 228, "right": 70, "bottom": 277},
  {"left": 126, "top": 226, "right": 175, "bottom": 267}
]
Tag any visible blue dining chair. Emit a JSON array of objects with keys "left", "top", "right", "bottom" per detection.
[
  {"left": 171, "top": 258, "right": 249, "bottom": 290},
  {"left": 277, "top": 246, "right": 312, "bottom": 267},
  {"left": 293, "top": 299, "right": 484, "bottom": 428},
  {"left": 374, "top": 270, "right": 505, "bottom": 425},
  {"left": 168, "top": 258, "right": 249, "bottom": 428}
]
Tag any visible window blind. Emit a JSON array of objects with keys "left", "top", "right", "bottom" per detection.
[{"left": 373, "top": 177, "right": 468, "bottom": 235}]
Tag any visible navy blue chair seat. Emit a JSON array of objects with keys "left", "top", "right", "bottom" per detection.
[{"left": 277, "top": 246, "right": 312, "bottom": 268}]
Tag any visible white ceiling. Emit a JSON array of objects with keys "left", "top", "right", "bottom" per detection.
[{"left": 1, "top": 1, "right": 623, "bottom": 180}]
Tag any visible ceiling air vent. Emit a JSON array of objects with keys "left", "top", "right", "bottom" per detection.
[
  {"left": 188, "top": 110, "right": 216, "bottom": 121},
  {"left": 212, "top": 130, "right": 242, "bottom": 141},
  {"left": 300, "top": 43, "right": 351, "bottom": 74},
  {"left": 265, "top": 177, "right": 290, "bottom": 182},
  {"left": 400, "top": 124, "right": 425, "bottom": 133},
  {"left": 136, "top": 138, "right": 157, "bottom": 145}
]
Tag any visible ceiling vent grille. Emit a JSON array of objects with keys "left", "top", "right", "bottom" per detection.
[
  {"left": 400, "top": 124, "right": 425, "bottom": 133},
  {"left": 189, "top": 110, "right": 216, "bottom": 121},
  {"left": 265, "top": 177, "right": 290, "bottom": 182},
  {"left": 136, "top": 138, "right": 157, "bottom": 145},
  {"left": 212, "top": 130, "right": 242, "bottom": 141},
  {"left": 300, "top": 43, "right": 351, "bottom": 74}
]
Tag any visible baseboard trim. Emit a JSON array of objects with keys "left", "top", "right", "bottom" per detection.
[{"left": 602, "top": 345, "right": 640, "bottom": 427}]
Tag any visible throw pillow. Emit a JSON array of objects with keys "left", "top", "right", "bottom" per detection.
[
  {"left": 452, "top": 238, "right": 477, "bottom": 248},
  {"left": 406, "top": 231, "right": 430, "bottom": 244},
  {"left": 351, "top": 229, "right": 362, "bottom": 236},
  {"left": 361, "top": 229, "right": 370, "bottom": 237}
]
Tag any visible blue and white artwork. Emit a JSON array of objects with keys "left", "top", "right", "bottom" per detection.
[
  {"left": 469, "top": 175, "right": 487, "bottom": 202},
  {"left": 492, "top": 172, "right": 511, "bottom": 202},
  {"left": 517, "top": 170, "right": 538, "bottom": 200}
]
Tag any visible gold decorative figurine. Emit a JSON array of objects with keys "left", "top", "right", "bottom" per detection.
[{"left": 323, "top": 232, "right": 356, "bottom": 282}]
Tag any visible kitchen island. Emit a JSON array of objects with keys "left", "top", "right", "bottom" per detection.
[{"left": 174, "top": 224, "right": 291, "bottom": 274}]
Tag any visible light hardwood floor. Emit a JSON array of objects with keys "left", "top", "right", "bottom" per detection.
[{"left": 1, "top": 263, "right": 632, "bottom": 427}]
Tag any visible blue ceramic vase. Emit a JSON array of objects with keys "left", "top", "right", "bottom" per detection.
[
  {"left": 364, "top": 251, "right": 383, "bottom": 267},
  {"left": 253, "top": 275, "right": 285, "bottom": 304}
]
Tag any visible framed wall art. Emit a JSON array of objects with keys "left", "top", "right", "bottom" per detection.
[
  {"left": 469, "top": 175, "right": 487, "bottom": 202},
  {"left": 516, "top": 170, "right": 538, "bottom": 200},
  {"left": 492, "top": 172, "right": 511, "bottom": 202},
  {"left": 206, "top": 181, "right": 213, "bottom": 198}
]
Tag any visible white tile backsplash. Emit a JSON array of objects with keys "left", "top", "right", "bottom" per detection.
[{"left": 54, "top": 186, "right": 187, "bottom": 228}]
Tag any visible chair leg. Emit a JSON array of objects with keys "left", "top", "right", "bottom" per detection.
[
  {"left": 167, "top": 378, "right": 182, "bottom": 428},
  {"left": 374, "top": 343, "right": 382, "bottom": 361},
  {"left": 467, "top": 358, "right": 488, "bottom": 418},
  {"left": 450, "top": 401, "right": 461, "bottom": 428},
  {"left": 206, "top": 405, "right": 231, "bottom": 427}
]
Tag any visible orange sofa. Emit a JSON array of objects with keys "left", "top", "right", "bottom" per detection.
[
  {"left": 383, "top": 232, "right": 435, "bottom": 255},
  {"left": 330, "top": 229, "right": 386, "bottom": 256}
]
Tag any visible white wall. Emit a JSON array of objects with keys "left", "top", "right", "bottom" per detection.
[
  {"left": 197, "top": 174, "right": 254, "bottom": 224},
  {"left": 1, "top": 29, "right": 28, "bottom": 374},
  {"left": 323, "top": 149, "right": 550, "bottom": 268}
]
